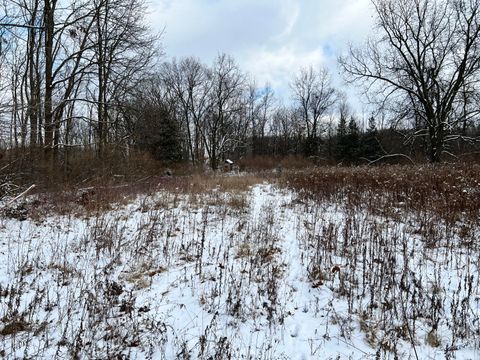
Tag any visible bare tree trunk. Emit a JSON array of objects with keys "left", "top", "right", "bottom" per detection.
[
  {"left": 43, "top": 0, "right": 55, "bottom": 160},
  {"left": 27, "top": 0, "right": 40, "bottom": 147}
]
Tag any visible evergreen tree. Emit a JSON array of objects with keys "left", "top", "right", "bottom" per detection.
[
  {"left": 336, "top": 115, "right": 361, "bottom": 164},
  {"left": 347, "top": 117, "right": 360, "bottom": 163},
  {"left": 335, "top": 113, "right": 349, "bottom": 162},
  {"left": 134, "top": 103, "right": 184, "bottom": 163},
  {"left": 362, "top": 116, "right": 382, "bottom": 160}
]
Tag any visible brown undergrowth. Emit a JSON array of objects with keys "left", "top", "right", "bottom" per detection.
[
  {"left": 283, "top": 164, "right": 480, "bottom": 225},
  {"left": 2, "top": 171, "right": 269, "bottom": 219}
]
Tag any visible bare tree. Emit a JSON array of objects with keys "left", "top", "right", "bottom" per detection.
[
  {"left": 161, "top": 57, "right": 211, "bottom": 164},
  {"left": 0, "top": 0, "right": 158, "bottom": 162},
  {"left": 244, "top": 80, "right": 260, "bottom": 153},
  {"left": 270, "top": 105, "right": 303, "bottom": 155},
  {"left": 89, "top": 0, "right": 159, "bottom": 156},
  {"left": 291, "top": 66, "right": 336, "bottom": 156},
  {"left": 21, "top": 0, "right": 43, "bottom": 147},
  {"left": 256, "top": 84, "right": 275, "bottom": 141},
  {"left": 203, "top": 53, "right": 245, "bottom": 170},
  {"left": 340, "top": 0, "right": 480, "bottom": 162},
  {"left": 243, "top": 81, "right": 275, "bottom": 155},
  {"left": 0, "top": 0, "right": 43, "bottom": 149},
  {"left": 1, "top": 0, "right": 103, "bottom": 156}
]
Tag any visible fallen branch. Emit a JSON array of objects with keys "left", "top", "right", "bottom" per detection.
[
  {"left": 6, "top": 184, "right": 36, "bottom": 206},
  {"left": 0, "top": 157, "right": 21, "bottom": 172},
  {"left": 363, "top": 154, "right": 415, "bottom": 165}
]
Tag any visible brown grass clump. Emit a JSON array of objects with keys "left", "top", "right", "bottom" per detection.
[
  {"left": 183, "top": 173, "right": 267, "bottom": 194},
  {"left": 5, "top": 170, "right": 267, "bottom": 220},
  {"left": 0, "top": 320, "right": 29, "bottom": 336},
  {"left": 426, "top": 330, "right": 441, "bottom": 348},
  {"left": 237, "top": 155, "right": 315, "bottom": 172},
  {"left": 283, "top": 164, "right": 480, "bottom": 225}
]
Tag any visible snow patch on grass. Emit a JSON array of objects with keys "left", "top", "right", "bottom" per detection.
[{"left": 0, "top": 182, "right": 479, "bottom": 359}]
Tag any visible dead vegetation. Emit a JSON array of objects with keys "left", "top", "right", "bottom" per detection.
[
  {"left": 282, "top": 164, "right": 480, "bottom": 358},
  {"left": 1, "top": 171, "right": 268, "bottom": 221},
  {"left": 284, "top": 164, "right": 480, "bottom": 225},
  {"left": 0, "top": 164, "right": 479, "bottom": 359}
]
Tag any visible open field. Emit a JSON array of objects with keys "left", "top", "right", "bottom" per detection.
[{"left": 0, "top": 165, "right": 479, "bottom": 359}]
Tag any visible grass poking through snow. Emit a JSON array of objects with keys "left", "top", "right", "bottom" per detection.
[{"left": 0, "top": 165, "right": 479, "bottom": 359}]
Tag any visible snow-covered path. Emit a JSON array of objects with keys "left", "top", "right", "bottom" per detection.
[{"left": 0, "top": 183, "right": 479, "bottom": 359}]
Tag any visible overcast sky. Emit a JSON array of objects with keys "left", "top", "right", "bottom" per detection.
[{"left": 147, "top": 0, "right": 375, "bottom": 108}]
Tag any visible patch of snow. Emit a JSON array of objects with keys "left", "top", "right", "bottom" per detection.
[{"left": 0, "top": 183, "right": 478, "bottom": 359}]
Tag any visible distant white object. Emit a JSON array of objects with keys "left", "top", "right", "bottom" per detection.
[{"left": 225, "top": 159, "right": 233, "bottom": 165}]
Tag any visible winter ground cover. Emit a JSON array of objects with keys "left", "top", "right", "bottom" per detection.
[{"left": 0, "top": 169, "right": 479, "bottom": 359}]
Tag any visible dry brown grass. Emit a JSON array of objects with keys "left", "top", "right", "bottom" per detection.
[
  {"left": 0, "top": 147, "right": 169, "bottom": 192},
  {"left": 0, "top": 320, "right": 30, "bottom": 336},
  {"left": 283, "top": 164, "right": 480, "bottom": 225},
  {"left": 2, "top": 171, "right": 269, "bottom": 220},
  {"left": 281, "top": 164, "right": 480, "bottom": 356},
  {"left": 183, "top": 173, "right": 267, "bottom": 194},
  {"left": 237, "top": 155, "right": 315, "bottom": 171}
]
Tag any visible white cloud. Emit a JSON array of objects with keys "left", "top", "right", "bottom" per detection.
[
  {"left": 274, "top": 1, "right": 300, "bottom": 40},
  {"left": 148, "top": 0, "right": 296, "bottom": 58},
  {"left": 147, "top": 0, "right": 375, "bottom": 104},
  {"left": 240, "top": 45, "right": 325, "bottom": 88}
]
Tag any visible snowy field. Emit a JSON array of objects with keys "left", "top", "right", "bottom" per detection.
[{"left": 0, "top": 178, "right": 479, "bottom": 359}]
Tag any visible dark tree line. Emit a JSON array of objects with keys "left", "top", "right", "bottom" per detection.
[{"left": 1, "top": 0, "right": 479, "bottom": 172}]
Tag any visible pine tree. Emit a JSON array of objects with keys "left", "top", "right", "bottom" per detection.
[
  {"left": 134, "top": 103, "right": 183, "bottom": 163},
  {"left": 336, "top": 116, "right": 361, "bottom": 164},
  {"left": 347, "top": 117, "right": 360, "bottom": 162},
  {"left": 335, "top": 113, "right": 349, "bottom": 162},
  {"left": 362, "top": 116, "right": 382, "bottom": 160}
]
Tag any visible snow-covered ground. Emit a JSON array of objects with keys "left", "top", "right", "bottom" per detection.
[{"left": 0, "top": 182, "right": 479, "bottom": 359}]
